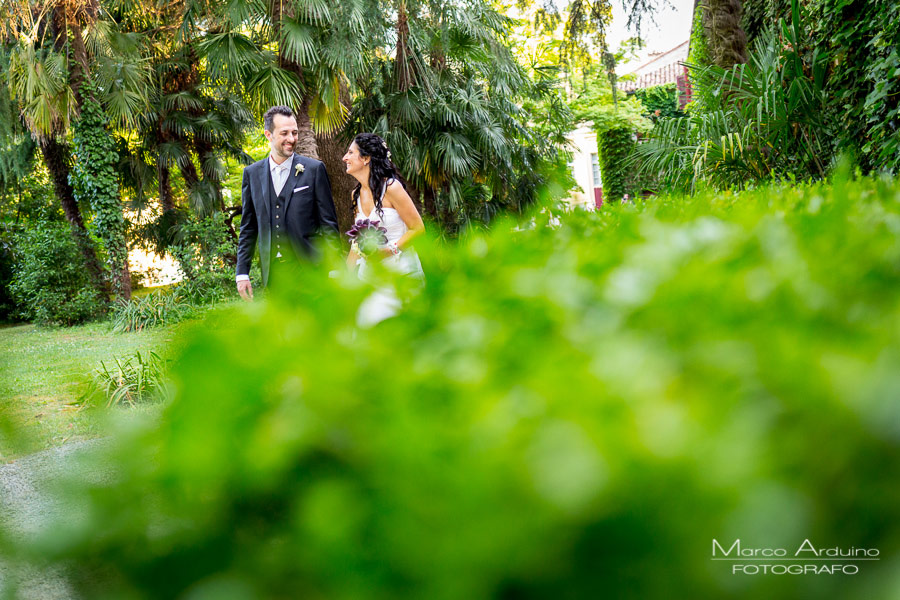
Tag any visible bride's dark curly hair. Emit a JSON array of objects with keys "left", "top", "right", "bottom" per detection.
[{"left": 350, "top": 133, "right": 407, "bottom": 222}]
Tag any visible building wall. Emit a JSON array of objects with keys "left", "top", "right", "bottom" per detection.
[{"left": 567, "top": 124, "right": 602, "bottom": 209}]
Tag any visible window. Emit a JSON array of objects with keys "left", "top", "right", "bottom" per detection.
[{"left": 591, "top": 153, "right": 602, "bottom": 188}]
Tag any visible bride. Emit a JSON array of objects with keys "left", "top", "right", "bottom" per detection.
[{"left": 342, "top": 133, "right": 425, "bottom": 325}]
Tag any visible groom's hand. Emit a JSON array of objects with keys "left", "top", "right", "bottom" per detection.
[{"left": 237, "top": 280, "right": 254, "bottom": 301}]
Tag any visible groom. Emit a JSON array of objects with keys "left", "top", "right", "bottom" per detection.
[{"left": 236, "top": 105, "right": 340, "bottom": 300}]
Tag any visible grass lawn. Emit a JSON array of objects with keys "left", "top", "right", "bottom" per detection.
[{"left": 0, "top": 320, "right": 186, "bottom": 459}]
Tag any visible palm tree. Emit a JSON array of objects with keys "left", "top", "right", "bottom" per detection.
[
  {"left": 636, "top": 24, "right": 830, "bottom": 190},
  {"left": 348, "top": 0, "right": 570, "bottom": 233},
  {"left": 2, "top": 4, "right": 110, "bottom": 302},
  {"left": 96, "top": 0, "right": 255, "bottom": 268},
  {"left": 192, "top": 0, "right": 371, "bottom": 234}
]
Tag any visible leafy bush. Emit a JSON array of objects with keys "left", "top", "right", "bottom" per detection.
[
  {"left": 169, "top": 210, "right": 238, "bottom": 295},
  {"left": 93, "top": 350, "right": 170, "bottom": 407},
  {"left": 110, "top": 274, "right": 236, "bottom": 333},
  {"left": 4, "top": 175, "right": 900, "bottom": 598},
  {"left": 570, "top": 76, "right": 652, "bottom": 203},
  {"left": 9, "top": 223, "right": 107, "bottom": 325},
  {"left": 631, "top": 83, "right": 685, "bottom": 122},
  {"left": 174, "top": 275, "right": 233, "bottom": 305},
  {"left": 0, "top": 227, "right": 17, "bottom": 322},
  {"left": 638, "top": 15, "right": 832, "bottom": 192}
]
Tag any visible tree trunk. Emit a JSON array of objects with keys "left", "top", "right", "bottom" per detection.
[
  {"left": 39, "top": 137, "right": 110, "bottom": 304},
  {"left": 59, "top": 0, "right": 131, "bottom": 301},
  {"left": 395, "top": 0, "right": 414, "bottom": 92},
  {"left": 314, "top": 79, "right": 353, "bottom": 240},
  {"left": 295, "top": 95, "right": 319, "bottom": 159},
  {"left": 270, "top": 0, "right": 318, "bottom": 158},
  {"left": 422, "top": 186, "right": 438, "bottom": 221},
  {"left": 67, "top": 14, "right": 92, "bottom": 106},
  {"left": 158, "top": 162, "right": 175, "bottom": 214},
  {"left": 316, "top": 130, "right": 355, "bottom": 242},
  {"left": 114, "top": 253, "right": 132, "bottom": 300},
  {"left": 177, "top": 153, "right": 200, "bottom": 190},
  {"left": 703, "top": 0, "right": 749, "bottom": 68}
]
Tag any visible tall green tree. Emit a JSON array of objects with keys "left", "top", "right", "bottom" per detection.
[
  {"left": 2, "top": 1, "right": 111, "bottom": 302},
  {"left": 349, "top": 0, "right": 571, "bottom": 233},
  {"left": 94, "top": 0, "right": 256, "bottom": 270}
]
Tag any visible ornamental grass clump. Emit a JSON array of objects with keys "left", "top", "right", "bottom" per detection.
[
  {"left": 93, "top": 350, "right": 170, "bottom": 407},
  {"left": 110, "top": 288, "right": 195, "bottom": 332},
  {"left": 2, "top": 173, "right": 900, "bottom": 599}
]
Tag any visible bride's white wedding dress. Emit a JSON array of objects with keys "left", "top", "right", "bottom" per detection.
[{"left": 355, "top": 182, "right": 424, "bottom": 327}]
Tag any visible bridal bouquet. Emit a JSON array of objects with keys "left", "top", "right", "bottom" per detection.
[{"left": 347, "top": 219, "right": 388, "bottom": 256}]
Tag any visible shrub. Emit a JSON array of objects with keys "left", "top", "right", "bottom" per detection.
[
  {"left": 4, "top": 175, "right": 900, "bottom": 598},
  {"left": 0, "top": 227, "right": 17, "bottom": 322},
  {"left": 169, "top": 211, "right": 236, "bottom": 284},
  {"left": 9, "top": 223, "right": 107, "bottom": 325},
  {"left": 93, "top": 350, "right": 170, "bottom": 407},
  {"left": 174, "top": 272, "right": 234, "bottom": 305},
  {"left": 631, "top": 83, "right": 685, "bottom": 122}
]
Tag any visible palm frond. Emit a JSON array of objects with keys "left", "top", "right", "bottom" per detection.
[
  {"left": 8, "top": 46, "right": 75, "bottom": 137},
  {"left": 199, "top": 31, "right": 262, "bottom": 82},
  {"left": 244, "top": 61, "right": 305, "bottom": 115}
]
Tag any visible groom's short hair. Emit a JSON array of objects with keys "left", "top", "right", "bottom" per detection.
[{"left": 264, "top": 106, "right": 295, "bottom": 133}]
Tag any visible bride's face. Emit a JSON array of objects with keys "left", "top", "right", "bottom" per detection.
[{"left": 342, "top": 142, "right": 369, "bottom": 176}]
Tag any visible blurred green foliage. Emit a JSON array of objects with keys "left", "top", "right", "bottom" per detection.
[{"left": 3, "top": 174, "right": 900, "bottom": 598}]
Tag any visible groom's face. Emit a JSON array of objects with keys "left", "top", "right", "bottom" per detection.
[{"left": 265, "top": 114, "right": 299, "bottom": 161}]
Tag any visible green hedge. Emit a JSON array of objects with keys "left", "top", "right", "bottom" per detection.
[
  {"left": 597, "top": 126, "right": 635, "bottom": 202},
  {"left": 3, "top": 175, "right": 900, "bottom": 598}
]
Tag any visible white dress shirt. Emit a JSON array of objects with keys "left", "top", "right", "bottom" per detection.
[
  {"left": 236, "top": 155, "right": 292, "bottom": 283},
  {"left": 269, "top": 155, "right": 291, "bottom": 196}
]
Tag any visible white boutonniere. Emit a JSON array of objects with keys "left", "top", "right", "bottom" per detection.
[{"left": 295, "top": 163, "right": 304, "bottom": 176}]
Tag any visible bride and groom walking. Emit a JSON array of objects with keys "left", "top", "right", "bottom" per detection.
[{"left": 235, "top": 105, "right": 425, "bottom": 325}]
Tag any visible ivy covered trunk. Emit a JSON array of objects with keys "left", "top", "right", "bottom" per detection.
[
  {"left": 597, "top": 126, "right": 635, "bottom": 203},
  {"left": 38, "top": 137, "right": 110, "bottom": 306},
  {"left": 71, "top": 84, "right": 131, "bottom": 300}
]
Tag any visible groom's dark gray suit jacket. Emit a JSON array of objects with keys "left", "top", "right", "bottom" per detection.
[{"left": 236, "top": 153, "right": 340, "bottom": 287}]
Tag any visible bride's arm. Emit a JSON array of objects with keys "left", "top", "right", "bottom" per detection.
[{"left": 383, "top": 181, "right": 425, "bottom": 251}]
